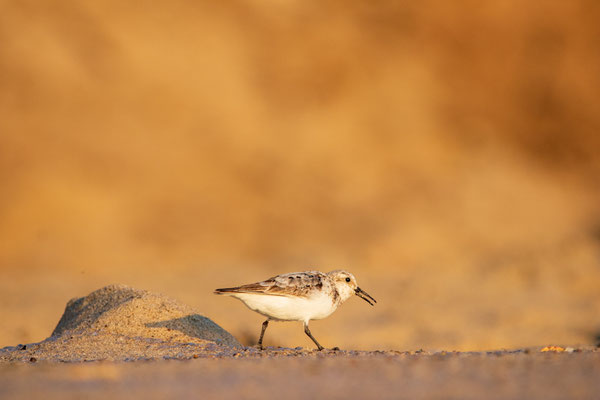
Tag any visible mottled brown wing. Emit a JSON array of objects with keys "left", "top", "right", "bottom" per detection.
[
  {"left": 214, "top": 271, "right": 326, "bottom": 297},
  {"left": 213, "top": 282, "right": 275, "bottom": 295}
]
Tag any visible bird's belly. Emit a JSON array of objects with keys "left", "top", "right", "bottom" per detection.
[{"left": 232, "top": 293, "right": 336, "bottom": 322}]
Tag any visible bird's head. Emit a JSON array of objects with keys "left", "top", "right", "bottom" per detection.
[{"left": 327, "top": 270, "right": 377, "bottom": 306}]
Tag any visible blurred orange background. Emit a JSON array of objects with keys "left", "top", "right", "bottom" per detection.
[{"left": 1, "top": 0, "right": 599, "bottom": 351}]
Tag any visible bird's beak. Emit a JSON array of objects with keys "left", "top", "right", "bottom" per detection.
[{"left": 355, "top": 287, "right": 377, "bottom": 306}]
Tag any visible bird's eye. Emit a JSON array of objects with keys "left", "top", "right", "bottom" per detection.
[{"left": 345, "top": 277, "right": 351, "bottom": 282}]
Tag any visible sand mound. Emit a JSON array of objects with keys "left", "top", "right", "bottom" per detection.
[
  {"left": 51, "top": 284, "right": 239, "bottom": 346},
  {"left": 1, "top": 284, "right": 241, "bottom": 362}
]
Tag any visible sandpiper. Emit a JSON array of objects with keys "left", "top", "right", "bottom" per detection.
[{"left": 214, "top": 270, "right": 376, "bottom": 350}]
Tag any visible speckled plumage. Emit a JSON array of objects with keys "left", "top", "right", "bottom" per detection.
[{"left": 216, "top": 271, "right": 331, "bottom": 300}]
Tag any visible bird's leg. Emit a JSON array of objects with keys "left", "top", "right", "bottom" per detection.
[
  {"left": 303, "top": 322, "right": 324, "bottom": 351},
  {"left": 257, "top": 319, "right": 269, "bottom": 349}
]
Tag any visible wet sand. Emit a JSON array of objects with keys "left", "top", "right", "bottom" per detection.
[{"left": 2, "top": 348, "right": 599, "bottom": 400}]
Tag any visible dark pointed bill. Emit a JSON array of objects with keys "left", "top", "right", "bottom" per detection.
[{"left": 355, "top": 287, "right": 377, "bottom": 306}]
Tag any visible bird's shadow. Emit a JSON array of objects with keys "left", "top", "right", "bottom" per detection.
[{"left": 144, "top": 314, "right": 238, "bottom": 346}]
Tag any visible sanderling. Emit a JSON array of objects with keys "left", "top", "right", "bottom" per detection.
[{"left": 214, "top": 270, "right": 376, "bottom": 350}]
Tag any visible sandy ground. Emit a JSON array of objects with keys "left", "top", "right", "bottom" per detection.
[
  {"left": 2, "top": 285, "right": 599, "bottom": 399},
  {"left": 2, "top": 349, "right": 599, "bottom": 400}
]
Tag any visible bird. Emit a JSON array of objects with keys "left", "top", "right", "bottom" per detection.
[{"left": 214, "top": 270, "right": 376, "bottom": 350}]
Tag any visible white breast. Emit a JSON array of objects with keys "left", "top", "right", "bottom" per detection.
[{"left": 230, "top": 292, "right": 338, "bottom": 322}]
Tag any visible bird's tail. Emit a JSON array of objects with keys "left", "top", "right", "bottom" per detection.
[{"left": 214, "top": 287, "right": 240, "bottom": 295}]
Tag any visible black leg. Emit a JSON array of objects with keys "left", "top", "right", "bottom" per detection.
[
  {"left": 303, "top": 323, "right": 324, "bottom": 351},
  {"left": 257, "top": 319, "right": 269, "bottom": 349}
]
